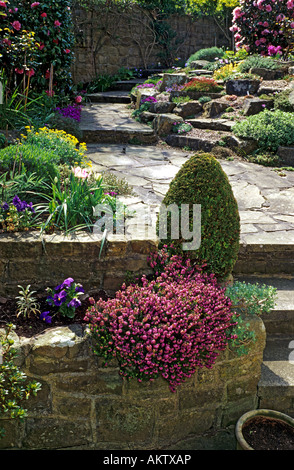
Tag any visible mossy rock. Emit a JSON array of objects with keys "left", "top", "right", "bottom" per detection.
[{"left": 157, "top": 152, "right": 240, "bottom": 279}]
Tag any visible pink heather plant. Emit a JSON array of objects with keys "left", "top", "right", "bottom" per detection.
[
  {"left": 231, "top": 0, "right": 294, "bottom": 56},
  {"left": 85, "top": 251, "right": 237, "bottom": 392}
]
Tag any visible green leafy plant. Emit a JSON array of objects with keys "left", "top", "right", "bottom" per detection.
[
  {"left": 0, "top": 143, "right": 60, "bottom": 185},
  {"left": 225, "top": 281, "right": 277, "bottom": 356},
  {"left": 15, "top": 285, "right": 41, "bottom": 319},
  {"left": 171, "top": 95, "right": 191, "bottom": 104},
  {"left": 273, "top": 89, "right": 294, "bottom": 112},
  {"left": 172, "top": 121, "right": 193, "bottom": 134},
  {"left": 233, "top": 109, "right": 294, "bottom": 152},
  {"left": 0, "top": 323, "right": 41, "bottom": 439},
  {"left": 198, "top": 95, "right": 212, "bottom": 104},
  {"left": 225, "top": 281, "right": 277, "bottom": 317}
]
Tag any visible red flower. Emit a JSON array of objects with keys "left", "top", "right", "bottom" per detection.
[
  {"left": 11, "top": 20, "right": 21, "bottom": 30},
  {"left": 40, "top": 12, "right": 47, "bottom": 17},
  {"left": 64, "top": 49, "right": 71, "bottom": 54},
  {"left": 15, "top": 68, "right": 24, "bottom": 74},
  {"left": 26, "top": 69, "right": 35, "bottom": 77},
  {"left": 31, "top": 2, "right": 40, "bottom": 7},
  {"left": 53, "top": 38, "right": 59, "bottom": 44},
  {"left": 38, "top": 43, "right": 45, "bottom": 50},
  {"left": 0, "top": 1, "right": 7, "bottom": 8},
  {"left": 54, "top": 20, "right": 61, "bottom": 27},
  {"left": 45, "top": 69, "right": 50, "bottom": 79}
]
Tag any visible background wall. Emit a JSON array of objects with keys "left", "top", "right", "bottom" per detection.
[{"left": 72, "top": 6, "right": 231, "bottom": 84}]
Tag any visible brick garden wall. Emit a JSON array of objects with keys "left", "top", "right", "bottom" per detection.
[{"left": 72, "top": 6, "right": 231, "bottom": 84}]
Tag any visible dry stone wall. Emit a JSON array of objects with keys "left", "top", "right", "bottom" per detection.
[
  {"left": 0, "top": 232, "right": 157, "bottom": 298},
  {"left": 0, "top": 316, "right": 266, "bottom": 450}
]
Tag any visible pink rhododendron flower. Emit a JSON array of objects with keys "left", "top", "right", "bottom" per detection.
[
  {"left": 26, "top": 69, "right": 35, "bottom": 77},
  {"left": 233, "top": 7, "right": 243, "bottom": 18},
  {"left": 31, "top": 2, "right": 40, "bottom": 7},
  {"left": 40, "top": 12, "right": 47, "bottom": 17},
  {"left": 75, "top": 95, "right": 82, "bottom": 103},
  {"left": 11, "top": 20, "right": 21, "bottom": 30},
  {"left": 15, "top": 68, "right": 24, "bottom": 74},
  {"left": 265, "top": 4, "right": 272, "bottom": 11},
  {"left": 287, "top": 0, "right": 294, "bottom": 8},
  {"left": 0, "top": 1, "right": 7, "bottom": 8},
  {"left": 54, "top": 20, "right": 61, "bottom": 27}
]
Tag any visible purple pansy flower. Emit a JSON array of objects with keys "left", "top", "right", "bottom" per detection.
[
  {"left": 53, "top": 290, "right": 67, "bottom": 306},
  {"left": 40, "top": 311, "right": 52, "bottom": 324}
]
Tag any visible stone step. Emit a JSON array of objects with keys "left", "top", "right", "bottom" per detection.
[
  {"left": 80, "top": 103, "right": 157, "bottom": 145},
  {"left": 112, "top": 78, "right": 145, "bottom": 91},
  {"left": 233, "top": 275, "right": 294, "bottom": 335},
  {"left": 189, "top": 117, "right": 234, "bottom": 132},
  {"left": 86, "top": 90, "right": 131, "bottom": 104},
  {"left": 165, "top": 128, "right": 232, "bottom": 152},
  {"left": 258, "top": 335, "right": 294, "bottom": 417}
]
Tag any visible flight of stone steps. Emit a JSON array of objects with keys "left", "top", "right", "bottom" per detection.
[{"left": 80, "top": 78, "right": 294, "bottom": 418}]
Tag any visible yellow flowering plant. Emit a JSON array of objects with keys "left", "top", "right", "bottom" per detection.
[{"left": 21, "top": 127, "right": 90, "bottom": 168}]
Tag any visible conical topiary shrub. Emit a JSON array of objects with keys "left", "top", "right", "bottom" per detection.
[{"left": 157, "top": 152, "right": 240, "bottom": 278}]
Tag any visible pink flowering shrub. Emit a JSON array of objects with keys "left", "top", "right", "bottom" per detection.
[
  {"left": 85, "top": 253, "right": 237, "bottom": 392},
  {"left": 231, "top": 0, "right": 294, "bottom": 56}
]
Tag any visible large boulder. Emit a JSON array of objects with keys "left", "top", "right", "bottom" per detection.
[
  {"left": 149, "top": 101, "right": 176, "bottom": 114},
  {"left": 153, "top": 114, "right": 183, "bottom": 136},
  {"left": 226, "top": 79, "right": 261, "bottom": 96},
  {"left": 202, "top": 99, "right": 228, "bottom": 117},
  {"left": 173, "top": 100, "right": 202, "bottom": 118},
  {"left": 243, "top": 97, "right": 274, "bottom": 116},
  {"left": 158, "top": 73, "right": 189, "bottom": 93}
]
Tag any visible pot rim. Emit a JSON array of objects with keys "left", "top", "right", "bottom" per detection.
[{"left": 235, "top": 408, "right": 294, "bottom": 451}]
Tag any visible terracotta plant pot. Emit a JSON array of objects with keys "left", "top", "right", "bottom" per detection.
[{"left": 235, "top": 409, "right": 294, "bottom": 450}]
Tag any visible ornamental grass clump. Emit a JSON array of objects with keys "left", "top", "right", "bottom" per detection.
[{"left": 85, "top": 255, "right": 237, "bottom": 392}]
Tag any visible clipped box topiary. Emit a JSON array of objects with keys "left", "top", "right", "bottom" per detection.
[{"left": 157, "top": 152, "right": 240, "bottom": 279}]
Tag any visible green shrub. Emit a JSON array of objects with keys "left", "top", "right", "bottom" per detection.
[
  {"left": 158, "top": 152, "right": 240, "bottom": 278},
  {"left": 273, "top": 89, "right": 294, "bottom": 112},
  {"left": 237, "top": 55, "right": 281, "bottom": 73},
  {"left": 0, "top": 144, "right": 59, "bottom": 184},
  {"left": 233, "top": 109, "right": 294, "bottom": 152},
  {"left": 187, "top": 47, "right": 225, "bottom": 63}
]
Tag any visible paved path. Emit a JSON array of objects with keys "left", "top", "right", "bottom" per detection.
[{"left": 87, "top": 142, "right": 294, "bottom": 246}]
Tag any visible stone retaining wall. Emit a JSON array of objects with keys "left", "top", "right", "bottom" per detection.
[
  {"left": 0, "top": 315, "right": 266, "bottom": 450},
  {"left": 0, "top": 232, "right": 157, "bottom": 297}
]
